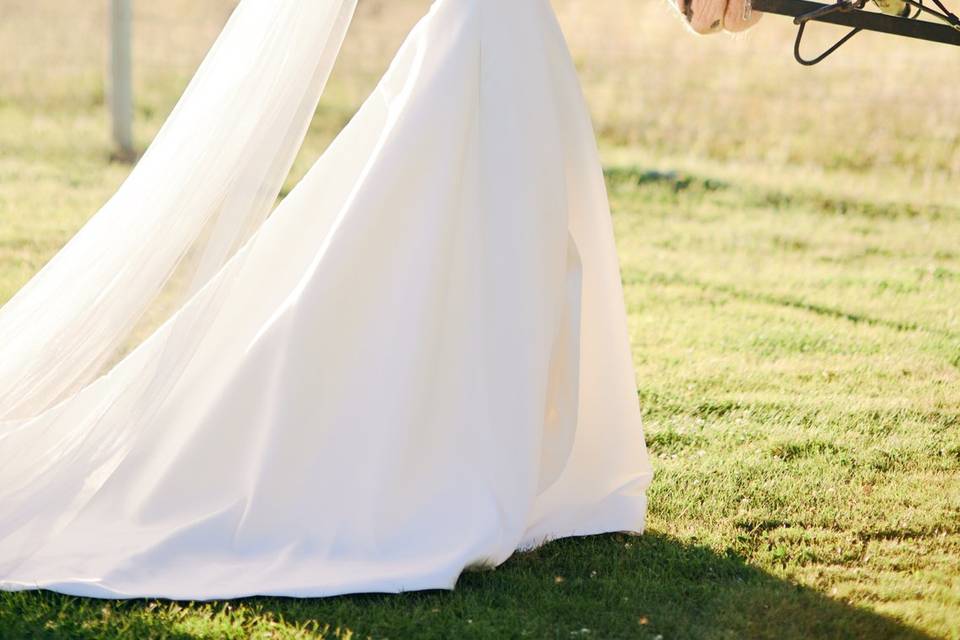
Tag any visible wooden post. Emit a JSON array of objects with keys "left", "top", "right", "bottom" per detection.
[{"left": 109, "top": 0, "right": 134, "bottom": 161}]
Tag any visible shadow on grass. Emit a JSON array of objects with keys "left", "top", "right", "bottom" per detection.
[{"left": 0, "top": 532, "right": 934, "bottom": 639}]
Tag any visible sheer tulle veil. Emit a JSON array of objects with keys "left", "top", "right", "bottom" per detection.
[{"left": 0, "top": 0, "right": 358, "bottom": 424}]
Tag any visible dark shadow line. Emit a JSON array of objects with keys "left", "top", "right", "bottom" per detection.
[{"left": 628, "top": 271, "right": 959, "bottom": 340}]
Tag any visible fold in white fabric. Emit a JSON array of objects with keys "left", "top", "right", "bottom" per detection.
[{"left": 0, "top": 0, "right": 652, "bottom": 599}]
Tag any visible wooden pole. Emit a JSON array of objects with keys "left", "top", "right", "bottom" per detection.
[{"left": 109, "top": 0, "right": 134, "bottom": 161}]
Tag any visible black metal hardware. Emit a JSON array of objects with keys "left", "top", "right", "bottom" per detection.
[{"left": 749, "top": 0, "right": 960, "bottom": 64}]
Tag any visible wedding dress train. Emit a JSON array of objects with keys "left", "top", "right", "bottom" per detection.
[{"left": 0, "top": 0, "right": 652, "bottom": 599}]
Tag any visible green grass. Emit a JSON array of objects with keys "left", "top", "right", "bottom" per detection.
[
  {"left": 1, "top": 161, "right": 956, "bottom": 639},
  {"left": 1, "top": 0, "right": 959, "bottom": 638}
]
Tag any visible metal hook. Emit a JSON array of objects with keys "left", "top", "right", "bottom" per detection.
[
  {"left": 750, "top": 0, "right": 960, "bottom": 66},
  {"left": 793, "top": 20, "right": 863, "bottom": 63},
  {"left": 791, "top": 0, "right": 867, "bottom": 64}
]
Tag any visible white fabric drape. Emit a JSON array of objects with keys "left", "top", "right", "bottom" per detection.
[
  {"left": 0, "top": 0, "right": 358, "bottom": 421},
  {"left": 0, "top": 0, "right": 652, "bottom": 600}
]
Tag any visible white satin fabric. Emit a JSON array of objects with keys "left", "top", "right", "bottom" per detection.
[{"left": 0, "top": 0, "right": 652, "bottom": 599}]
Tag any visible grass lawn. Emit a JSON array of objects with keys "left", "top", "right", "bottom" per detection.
[{"left": 0, "top": 0, "right": 958, "bottom": 638}]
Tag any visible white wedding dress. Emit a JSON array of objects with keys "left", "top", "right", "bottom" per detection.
[{"left": 0, "top": 0, "right": 651, "bottom": 599}]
